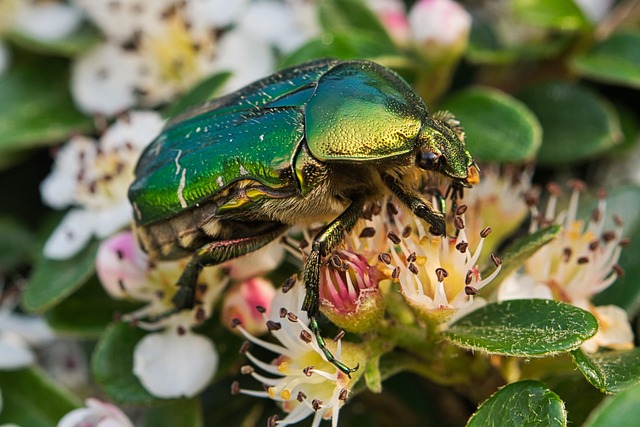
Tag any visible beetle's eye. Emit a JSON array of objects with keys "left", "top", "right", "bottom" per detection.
[{"left": 417, "top": 151, "right": 443, "bottom": 171}]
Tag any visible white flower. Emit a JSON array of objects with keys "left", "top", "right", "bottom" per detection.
[
  {"left": 96, "top": 231, "right": 224, "bottom": 398},
  {"left": 0, "top": 290, "right": 54, "bottom": 370},
  {"left": 234, "top": 283, "right": 364, "bottom": 427},
  {"left": 573, "top": 0, "right": 614, "bottom": 22},
  {"left": 57, "top": 398, "right": 134, "bottom": 427},
  {"left": 387, "top": 201, "right": 501, "bottom": 322},
  {"left": 14, "top": 2, "right": 82, "bottom": 41},
  {"left": 580, "top": 305, "right": 634, "bottom": 353},
  {"left": 133, "top": 327, "right": 218, "bottom": 398},
  {"left": 184, "top": 0, "right": 250, "bottom": 36},
  {"left": 71, "top": 43, "right": 143, "bottom": 116},
  {"left": 41, "top": 111, "right": 164, "bottom": 259}
]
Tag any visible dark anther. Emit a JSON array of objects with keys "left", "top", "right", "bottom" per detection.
[
  {"left": 408, "top": 263, "right": 419, "bottom": 275},
  {"left": 402, "top": 225, "right": 412, "bottom": 238},
  {"left": 378, "top": 252, "right": 392, "bottom": 264},
  {"left": 387, "top": 231, "right": 401, "bottom": 244},
  {"left": 619, "top": 238, "right": 631, "bottom": 247},
  {"left": 266, "top": 320, "right": 282, "bottom": 331},
  {"left": 279, "top": 307, "right": 287, "bottom": 318},
  {"left": 524, "top": 190, "right": 538, "bottom": 207},
  {"left": 613, "top": 264, "right": 625, "bottom": 277},
  {"left": 387, "top": 202, "right": 399, "bottom": 215},
  {"left": 407, "top": 252, "right": 417, "bottom": 263},
  {"left": 602, "top": 231, "right": 616, "bottom": 242},
  {"left": 391, "top": 266, "right": 400, "bottom": 279},
  {"left": 465, "top": 285, "right": 478, "bottom": 296},
  {"left": 465, "top": 270, "right": 473, "bottom": 285},
  {"left": 115, "top": 249, "right": 125, "bottom": 260},
  {"left": 339, "top": 389, "right": 349, "bottom": 401},
  {"left": 456, "top": 204, "right": 468, "bottom": 216},
  {"left": 267, "top": 414, "right": 279, "bottom": 427},
  {"left": 371, "top": 203, "right": 382, "bottom": 216},
  {"left": 177, "top": 326, "right": 186, "bottom": 336},
  {"left": 480, "top": 227, "right": 492, "bottom": 238},
  {"left": 303, "top": 366, "right": 314, "bottom": 377},
  {"left": 435, "top": 268, "right": 448, "bottom": 282},
  {"left": 456, "top": 242, "right": 468, "bottom": 253},
  {"left": 287, "top": 312, "right": 298, "bottom": 322},
  {"left": 300, "top": 330, "right": 312, "bottom": 343},
  {"left": 239, "top": 341, "right": 251, "bottom": 354},
  {"left": 282, "top": 275, "right": 297, "bottom": 293},
  {"left": 491, "top": 254, "right": 502, "bottom": 267},
  {"left": 297, "top": 391, "right": 307, "bottom": 402},
  {"left": 256, "top": 305, "right": 266, "bottom": 314},
  {"left": 230, "top": 318, "right": 242, "bottom": 328},
  {"left": 231, "top": 381, "right": 240, "bottom": 395},
  {"left": 118, "top": 279, "right": 126, "bottom": 291},
  {"left": 311, "top": 399, "right": 323, "bottom": 411},
  {"left": 333, "top": 330, "right": 346, "bottom": 342},
  {"left": 195, "top": 307, "right": 206, "bottom": 322},
  {"left": 240, "top": 365, "right": 254, "bottom": 374},
  {"left": 359, "top": 227, "right": 376, "bottom": 238},
  {"left": 298, "top": 239, "right": 309, "bottom": 250},
  {"left": 330, "top": 255, "right": 343, "bottom": 269},
  {"left": 589, "top": 241, "right": 599, "bottom": 251},
  {"left": 577, "top": 256, "right": 589, "bottom": 264},
  {"left": 563, "top": 247, "right": 572, "bottom": 262}
]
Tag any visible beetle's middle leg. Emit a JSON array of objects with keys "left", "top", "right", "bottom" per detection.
[
  {"left": 172, "top": 223, "right": 288, "bottom": 311},
  {"left": 302, "top": 195, "right": 365, "bottom": 376}
]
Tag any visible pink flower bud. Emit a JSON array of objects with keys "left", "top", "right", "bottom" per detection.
[
  {"left": 222, "top": 277, "right": 276, "bottom": 335},
  {"left": 96, "top": 231, "right": 148, "bottom": 299}
]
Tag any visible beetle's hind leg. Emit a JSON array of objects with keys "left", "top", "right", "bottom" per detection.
[
  {"left": 171, "top": 223, "right": 289, "bottom": 311},
  {"left": 302, "top": 195, "right": 365, "bottom": 377}
]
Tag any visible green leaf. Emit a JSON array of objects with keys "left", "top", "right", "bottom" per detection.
[
  {"left": 572, "top": 348, "right": 640, "bottom": 394},
  {"left": 544, "top": 372, "right": 605, "bottom": 427},
  {"left": 280, "top": 31, "right": 396, "bottom": 68},
  {"left": 0, "top": 216, "right": 36, "bottom": 272},
  {"left": 512, "top": 0, "right": 589, "bottom": 30},
  {"left": 318, "top": 0, "right": 394, "bottom": 49},
  {"left": 482, "top": 225, "right": 561, "bottom": 291},
  {"left": 143, "top": 398, "right": 203, "bottom": 427},
  {"left": 444, "top": 299, "right": 598, "bottom": 357},
  {"left": 440, "top": 86, "right": 542, "bottom": 163},
  {"left": 571, "top": 31, "right": 640, "bottom": 89},
  {"left": 517, "top": 81, "right": 622, "bottom": 165},
  {"left": 467, "top": 380, "right": 566, "bottom": 427},
  {"left": 163, "top": 72, "right": 232, "bottom": 120},
  {"left": 45, "top": 277, "right": 141, "bottom": 338},
  {"left": 92, "top": 322, "right": 158, "bottom": 405},
  {"left": 583, "top": 383, "right": 640, "bottom": 427},
  {"left": 22, "top": 239, "right": 99, "bottom": 313},
  {"left": 0, "top": 367, "right": 80, "bottom": 426},
  {"left": 7, "top": 24, "right": 101, "bottom": 57},
  {"left": 592, "top": 185, "right": 640, "bottom": 314},
  {"left": 0, "top": 57, "right": 93, "bottom": 155}
]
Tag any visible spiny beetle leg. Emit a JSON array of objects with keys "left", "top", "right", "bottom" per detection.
[
  {"left": 383, "top": 174, "right": 446, "bottom": 236},
  {"left": 169, "top": 224, "right": 288, "bottom": 313},
  {"left": 302, "top": 196, "right": 365, "bottom": 375},
  {"left": 309, "top": 316, "right": 359, "bottom": 377}
]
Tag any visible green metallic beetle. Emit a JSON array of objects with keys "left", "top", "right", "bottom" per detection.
[{"left": 128, "top": 58, "right": 479, "bottom": 374}]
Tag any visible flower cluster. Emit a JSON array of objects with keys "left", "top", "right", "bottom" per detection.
[
  {"left": 70, "top": 0, "right": 319, "bottom": 115},
  {"left": 498, "top": 181, "right": 633, "bottom": 352}
]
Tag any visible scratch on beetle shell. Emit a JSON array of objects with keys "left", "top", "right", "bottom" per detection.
[
  {"left": 174, "top": 149, "right": 183, "bottom": 175},
  {"left": 177, "top": 169, "right": 187, "bottom": 208}
]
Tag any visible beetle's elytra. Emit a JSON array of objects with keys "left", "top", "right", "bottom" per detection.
[{"left": 128, "top": 58, "right": 478, "bottom": 374}]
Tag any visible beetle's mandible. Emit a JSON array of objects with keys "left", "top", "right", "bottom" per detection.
[{"left": 128, "top": 59, "right": 479, "bottom": 374}]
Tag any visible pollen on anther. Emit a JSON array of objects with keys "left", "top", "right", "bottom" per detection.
[
  {"left": 287, "top": 312, "right": 298, "bottom": 322},
  {"left": 435, "top": 268, "right": 448, "bottom": 282},
  {"left": 300, "top": 330, "right": 312, "bottom": 343},
  {"left": 387, "top": 231, "right": 401, "bottom": 244},
  {"left": 465, "top": 285, "right": 478, "bottom": 296},
  {"left": 392, "top": 266, "right": 400, "bottom": 279},
  {"left": 480, "top": 227, "right": 492, "bottom": 238},
  {"left": 454, "top": 216, "right": 464, "bottom": 230},
  {"left": 231, "top": 381, "right": 240, "bottom": 395},
  {"left": 266, "top": 320, "right": 282, "bottom": 331},
  {"left": 359, "top": 227, "right": 376, "bottom": 238},
  {"left": 407, "top": 252, "right": 417, "bottom": 263},
  {"left": 456, "top": 204, "right": 468, "bottom": 216},
  {"left": 402, "top": 225, "right": 412, "bottom": 238},
  {"left": 312, "top": 399, "right": 323, "bottom": 411},
  {"left": 279, "top": 307, "right": 287, "bottom": 318},
  {"left": 378, "top": 252, "right": 392, "bottom": 264},
  {"left": 456, "top": 242, "right": 468, "bottom": 253},
  {"left": 240, "top": 365, "right": 254, "bottom": 375},
  {"left": 297, "top": 391, "right": 307, "bottom": 402},
  {"left": 408, "top": 263, "right": 419, "bottom": 275}
]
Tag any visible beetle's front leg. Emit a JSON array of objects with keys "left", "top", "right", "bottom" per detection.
[
  {"left": 302, "top": 195, "right": 365, "bottom": 376},
  {"left": 383, "top": 174, "right": 446, "bottom": 236}
]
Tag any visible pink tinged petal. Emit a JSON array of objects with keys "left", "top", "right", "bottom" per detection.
[
  {"left": 96, "top": 232, "right": 148, "bottom": 299},
  {"left": 0, "top": 332, "right": 35, "bottom": 369},
  {"left": 222, "top": 278, "right": 276, "bottom": 335},
  {"left": 133, "top": 330, "right": 218, "bottom": 398},
  {"left": 72, "top": 43, "right": 141, "bottom": 116},
  {"left": 58, "top": 398, "right": 134, "bottom": 427},
  {"left": 14, "top": 3, "right": 82, "bottom": 41},
  {"left": 43, "top": 209, "right": 94, "bottom": 259},
  {"left": 408, "top": 0, "right": 471, "bottom": 46}
]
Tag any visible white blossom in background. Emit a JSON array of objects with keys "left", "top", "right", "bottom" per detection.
[
  {"left": 366, "top": 0, "right": 411, "bottom": 46},
  {"left": 41, "top": 111, "right": 164, "bottom": 259},
  {"left": 13, "top": 1, "right": 83, "bottom": 40},
  {"left": 408, "top": 0, "right": 471, "bottom": 53},
  {"left": 0, "top": 289, "right": 54, "bottom": 370},
  {"left": 574, "top": 0, "right": 614, "bottom": 22},
  {"left": 497, "top": 182, "right": 634, "bottom": 352},
  {"left": 57, "top": 398, "right": 134, "bottom": 427},
  {"left": 96, "top": 231, "right": 225, "bottom": 398},
  {"left": 234, "top": 282, "right": 365, "bottom": 427}
]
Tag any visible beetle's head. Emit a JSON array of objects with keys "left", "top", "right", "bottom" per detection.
[{"left": 416, "top": 111, "right": 479, "bottom": 188}]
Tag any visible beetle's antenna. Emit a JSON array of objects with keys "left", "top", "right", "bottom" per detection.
[{"left": 308, "top": 316, "right": 359, "bottom": 377}]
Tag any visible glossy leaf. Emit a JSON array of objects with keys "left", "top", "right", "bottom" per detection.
[
  {"left": 583, "top": 383, "right": 640, "bottom": 427},
  {"left": 571, "top": 31, "right": 640, "bottom": 89},
  {"left": 571, "top": 348, "right": 640, "bottom": 394},
  {"left": 544, "top": 372, "right": 605, "bottom": 427},
  {"left": 0, "top": 58, "right": 93, "bottom": 154},
  {"left": 45, "top": 277, "right": 141, "bottom": 338},
  {"left": 517, "top": 81, "right": 622, "bottom": 165},
  {"left": 444, "top": 299, "right": 598, "bottom": 357},
  {"left": 163, "top": 72, "right": 232, "bottom": 120},
  {"left": 7, "top": 24, "right": 101, "bottom": 57},
  {"left": 280, "top": 31, "right": 397, "bottom": 68},
  {"left": 92, "top": 322, "right": 157, "bottom": 405},
  {"left": 22, "top": 239, "right": 99, "bottom": 313},
  {"left": 513, "top": 0, "right": 589, "bottom": 30},
  {"left": 143, "top": 398, "right": 203, "bottom": 427},
  {"left": 0, "top": 367, "right": 80, "bottom": 426},
  {"left": 592, "top": 185, "right": 640, "bottom": 314},
  {"left": 467, "top": 380, "right": 566, "bottom": 427},
  {"left": 440, "top": 86, "right": 542, "bottom": 163}
]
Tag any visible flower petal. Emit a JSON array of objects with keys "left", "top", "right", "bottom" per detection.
[
  {"left": 43, "top": 209, "right": 94, "bottom": 259},
  {"left": 133, "top": 330, "right": 218, "bottom": 398}
]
